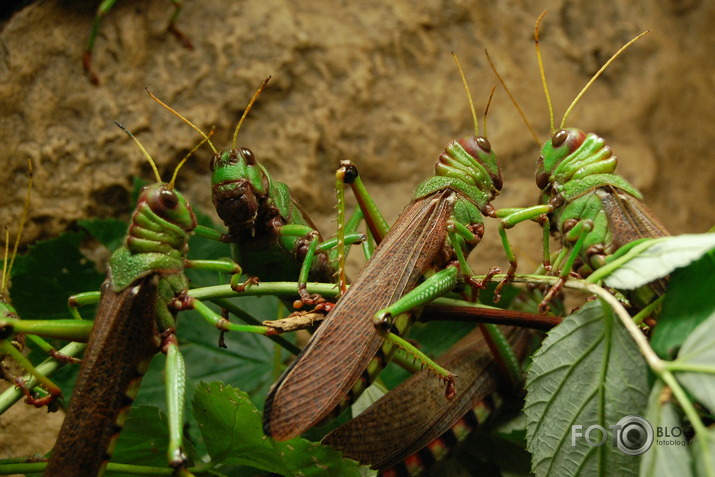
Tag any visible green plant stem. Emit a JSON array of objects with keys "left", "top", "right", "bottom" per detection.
[{"left": 664, "top": 362, "right": 715, "bottom": 374}]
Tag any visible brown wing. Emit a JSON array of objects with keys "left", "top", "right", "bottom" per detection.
[
  {"left": 322, "top": 327, "right": 530, "bottom": 470},
  {"left": 45, "top": 275, "right": 160, "bottom": 477},
  {"left": 263, "top": 190, "right": 456, "bottom": 441},
  {"left": 597, "top": 186, "right": 669, "bottom": 248},
  {"left": 598, "top": 186, "right": 670, "bottom": 296}
]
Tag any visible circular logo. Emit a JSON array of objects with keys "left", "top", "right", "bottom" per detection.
[{"left": 615, "top": 415, "right": 653, "bottom": 455}]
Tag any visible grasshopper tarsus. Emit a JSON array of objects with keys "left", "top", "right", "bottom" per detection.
[
  {"left": 296, "top": 286, "right": 327, "bottom": 308},
  {"left": 230, "top": 275, "right": 260, "bottom": 293},
  {"left": 16, "top": 377, "right": 60, "bottom": 408},
  {"left": 47, "top": 348, "right": 81, "bottom": 365},
  {"left": 444, "top": 374, "right": 457, "bottom": 400},
  {"left": 539, "top": 277, "right": 566, "bottom": 313}
]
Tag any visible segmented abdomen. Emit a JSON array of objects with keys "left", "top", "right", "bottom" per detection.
[{"left": 323, "top": 327, "right": 530, "bottom": 475}]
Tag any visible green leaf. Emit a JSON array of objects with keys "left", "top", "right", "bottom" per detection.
[
  {"left": 107, "top": 405, "right": 199, "bottom": 476},
  {"left": 651, "top": 251, "right": 715, "bottom": 359},
  {"left": 670, "top": 312, "right": 715, "bottom": 411},
  {"left": 192, "top": 382, "right": 363, "bottom": 476},
  {"left": 603, "top": 234, "right": 715, "bottom": 290},
  {"left": 692, "top": 425, "right": 715, "bottom": 477},
  {"left": 10, "top": 231, "right": 105, "bottom": 320},
  {"left": 524, "top": 300, "right": 649, "bottom": 477},
  {"left": 639, "top": 382, "right": 693, "bottom": 477},
  {"left": 77, "top": 218, "right": 128, "bottom": 252}
]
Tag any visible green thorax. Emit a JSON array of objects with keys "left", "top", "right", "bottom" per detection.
[
  {"left": 537, "top": 128, "right": 642, "bottom": 202},
  {"left": 414, "top": 135, "right": 502, "bottom": 227},
  {"left": 110, "top": 184, "right": 196, "bottom": 291}
]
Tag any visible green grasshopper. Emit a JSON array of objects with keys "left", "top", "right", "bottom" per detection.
[
  {"left": 0, "top": 161, "right": 72, "bottom": 408},
  {"left": 263, "top": 55, "right": 523, "bottom": 441},
  {"left": 494, "top": 15, "right": 668, "bottom": 312},
  {"left": 323, "top": 325, "right": 532, "bottom": 475},
  {"left": 147, "top": 80, "right": 365, "bottom": 308},
  {"left": 33, "top": 126, "right": 281, "bottom": 476},
  {"left": 84, "top": 0, "right": 192, "bottom": 85}
]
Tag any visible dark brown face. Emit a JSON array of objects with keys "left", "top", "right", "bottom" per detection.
[{"left": 211, "top": 179, "right": 260, "bottom": 230}]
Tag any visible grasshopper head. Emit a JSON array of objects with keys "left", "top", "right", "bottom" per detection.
[
  {"left": 458, "top": 135, "right": 503, "bottom": 193},
  {"left": 210, "top": 147, "right": 269, "bottom": 231},
  {"left": 535, "top": 128, "right": 587, "bottom": 190},
  {"left": 138, "top": 183, "right": 196, "bottom": 232}
]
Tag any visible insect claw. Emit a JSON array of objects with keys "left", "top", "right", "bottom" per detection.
[
  {"left": 230, "top": 275, "right": 260, "bottom": 293},
  {"left": 47, "top": 349, "right": 81, "bottom": 365},
  {"left": 444, "top": 374, "right": 457, "bottom": 399}
]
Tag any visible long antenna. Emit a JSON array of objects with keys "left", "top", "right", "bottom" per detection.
[
  {"left": 116, "top": 122, "right": 162, "bottom": 183},
  {"left": 485, "top": 49, "right": 541, "bottom": 147},
  {"left": 534, "top": 11, "right": 555, "bottom": 133},
  {"left": 232, "top": 76, "right": 271, "bottom": 150},
  {"left": 168, "top": 128, "right": 216, "bottom": 189},
  {"left": 483, "top": 85, "right": 496, "bottom": 138},
  {"left": 560, "top": 30, "right": 650, "bottom": 128},
  {"left": 146, "top": 88, "right": 218, "bottom": 155},
  {"left": 451, "top": 52, "right": 480, "bottom": 136},
  {"left": 2, "top": 160, "right": 32, "bottom": 292}
]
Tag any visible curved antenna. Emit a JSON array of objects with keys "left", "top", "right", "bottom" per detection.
[
  {"left": 232, "top": 76, "right": 271, "bottom": 150},
  {"left": 451, "top": 52, "right": 480, "bottom": 137},
  {"left": 146, "top": 88, "right": 218, "bottom": 155},
  {"left": 483, "top": 85, "right": 496, "bottom": 138},
  {"left": 168, "top": 127, "right": 216, "bottom": 189},
  {"left": 2, "top": 160, "right": 33, "bottom": 292},
  {"left": 534, "top": 11, "right": 555, "bottom": 133},
  {"left": 485, "top": 49, "right": 541, "bottom": 147},
  {"left": 116, "top": 122, "right": 162, "bottom": 183},
  {"left": 560, "top": 30, "right": 650, "bottom": 128}
]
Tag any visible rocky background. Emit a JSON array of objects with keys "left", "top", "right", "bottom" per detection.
[{"left": 1, "top": 0, "right": 714, "bottom": 462}]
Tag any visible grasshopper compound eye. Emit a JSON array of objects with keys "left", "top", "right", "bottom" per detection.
[
  {"left": 160, "top": 188, "right": 179, "bottom": 208},
  {"left": 476, "top": 136, "right": 491, "bottom": 153},
  {"left": 240, "top": 148, "right": 256, "bottom": 165},
  {"left": 551, "top": 129, "right": 569, "bottom": 148}
]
